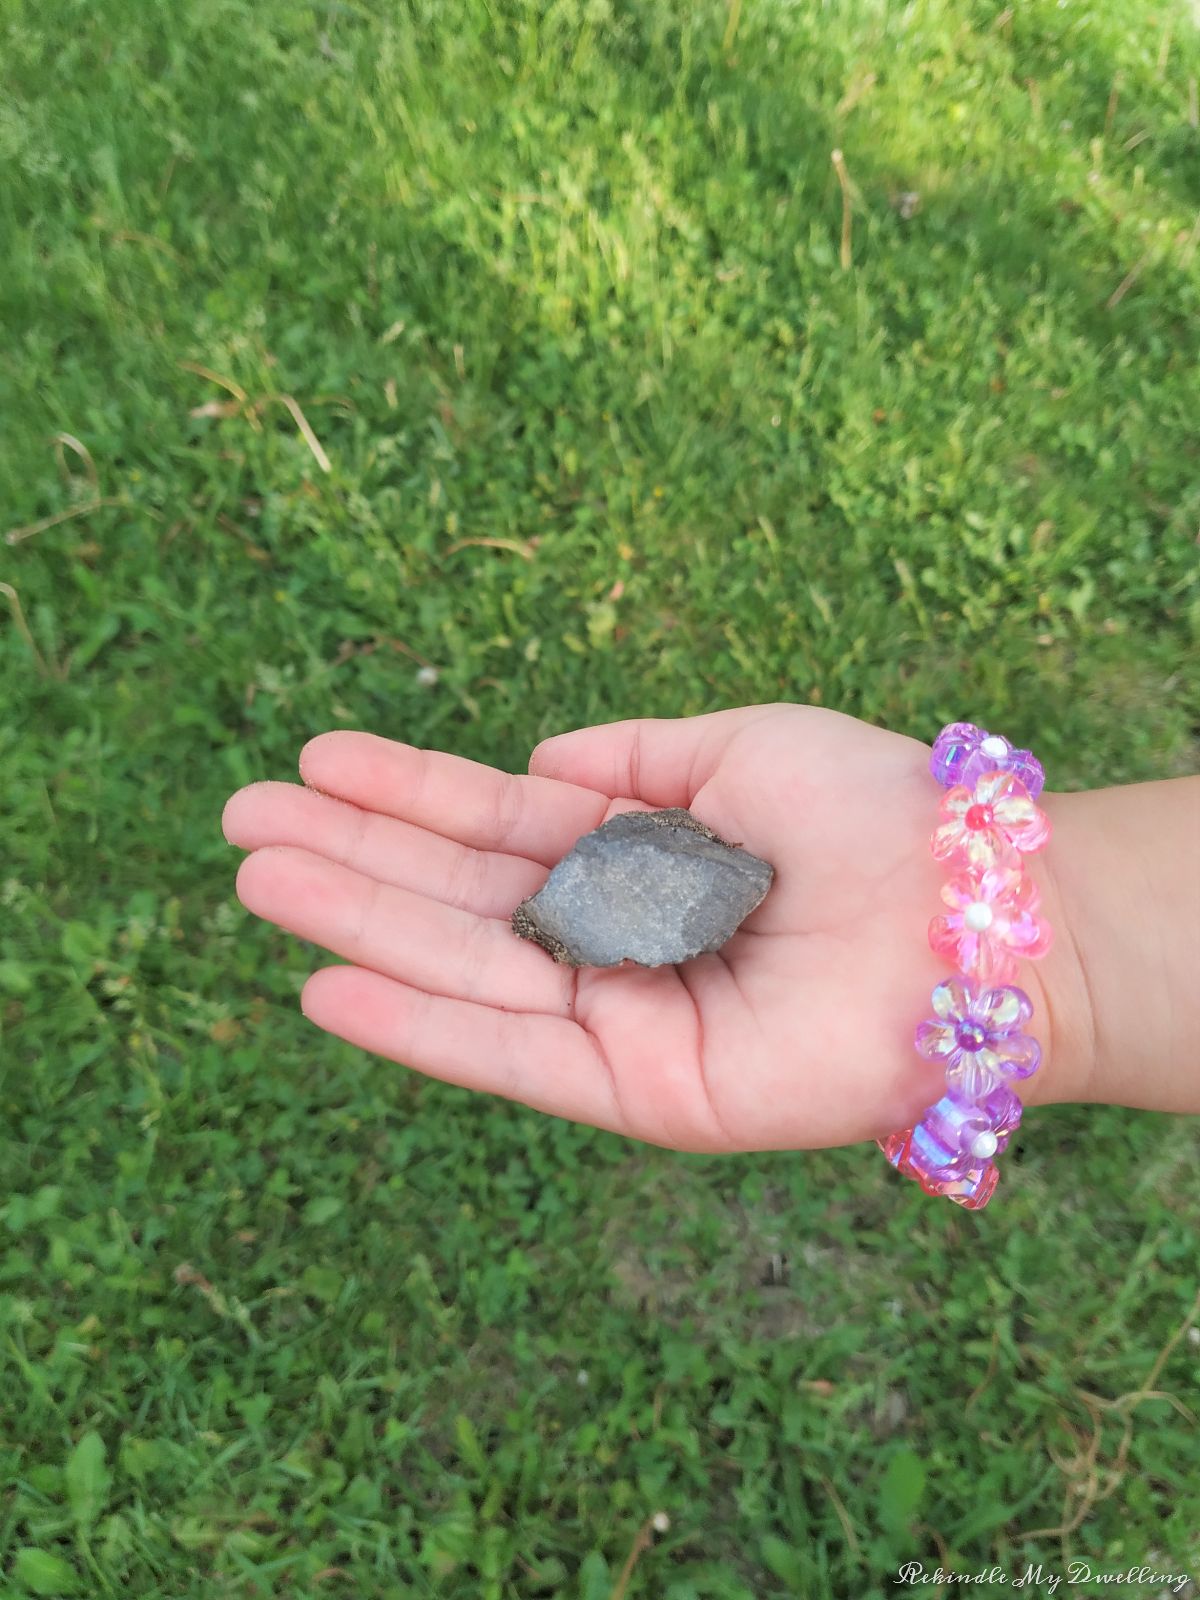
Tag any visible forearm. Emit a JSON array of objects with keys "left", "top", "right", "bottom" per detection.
[{"left": 1031, "top": 777, "right": 1200, "bottom": 1113}]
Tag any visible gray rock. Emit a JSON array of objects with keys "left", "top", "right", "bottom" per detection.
[{"left": 511, "top": 808, "right": 775, "bottom": 968}]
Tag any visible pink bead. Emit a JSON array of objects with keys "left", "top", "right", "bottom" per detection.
[
  {"left": 931, "top": 772, "right": 1051, "bottom": 871},
  {"left": 929, "top": 863, "right": 1052, "bottom": 984},
  {"left": 878, "top": 1130, "right": 914, "bottom": 1166}
]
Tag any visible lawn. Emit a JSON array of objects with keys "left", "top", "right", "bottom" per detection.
[{"left": 2, "top": 0, "right": 1199, "bottom": 1595}]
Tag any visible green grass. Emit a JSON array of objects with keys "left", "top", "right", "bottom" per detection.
[{"left": 3, "top": 0, "right": 1199, "bottom": 1595}]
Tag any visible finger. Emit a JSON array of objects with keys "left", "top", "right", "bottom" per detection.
[
  {"left": 236, "top": 845, "right": 572, "bottom": 1015},
  {"left": 222, "top": 781, "right": 547, "bottom": 918},
  {"left": 298, "top": 730, "right": 611, "bottom": 866},
  {"left": 300, "top": 964, "right": 624, "bottom": 1132},
  {"left": 526, "top": 703, "right": 780, "bottom": 803}
]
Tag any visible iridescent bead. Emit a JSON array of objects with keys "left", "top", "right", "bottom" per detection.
[
  {"left": 929, "top": 864, "right": 1052, "bottom": 985},
  {"left": 915, "top": 975, "right": 1042, "bottom": 1084},
  {"left": 930, "top": 722, "right": 982, "bottom": 787},
  {"left": 895, "top": 1107, "right": 1001, "bottom": 1207},
  {"left": 946, "top": 1055, "right": 1003, "bottom": 1101},
  {"left": 931, "top": 771, "right": 1051, "bottom": 871},
  {"left": 929, "top": 721, "right": 1046, "bottom": 800},
  {"left": 963, "top": 743, "right": 1045, "bottom": 800},
  {"left": 923, "top": 1093, "right": 994, "bottom": 1160},
  {"left": 908, "top": 1119, "right": 976, "bottom": 1182},
  {"left": 979, "top": 1081, "right": 1024, "bottom": 1147},
  {"left": 878, "top": 1129, "right": 914, "bottom": 1167}
]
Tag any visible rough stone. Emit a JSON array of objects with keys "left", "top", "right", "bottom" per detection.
[{"left": 510, "top": 807, "right": 775, "bottom": 968}]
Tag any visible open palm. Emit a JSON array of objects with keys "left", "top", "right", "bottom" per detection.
[{"left": 222, "top": 703, "right": 1056, "bottom": 1153}]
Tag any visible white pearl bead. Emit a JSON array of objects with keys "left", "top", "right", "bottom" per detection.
[
  {"left": 970, "top": 1130, "right": 999, "bottom": 1159},
  {"left": 980, "top": 735, "right": 1008, "bottom": 760},
  {"left": 963, "top": 901, "right": 993, "bottom": 932}
]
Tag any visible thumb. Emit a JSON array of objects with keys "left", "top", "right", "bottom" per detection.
[{"left": 527, "top": 705, "right": 774, "bottom": 805}]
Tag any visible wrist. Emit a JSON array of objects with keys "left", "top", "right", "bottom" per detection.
[
  {"left": 1017, "top": 789, "right": 1098, "bottom": 1110},
  {"left": 1027, "top": 778, "right": 1200, "bottom": 1114}
]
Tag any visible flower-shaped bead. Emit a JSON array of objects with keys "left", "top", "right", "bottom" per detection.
[
  {"left": 930, "top": 722, "right": 1045, "bottom": 799},
  {"left": 880, "top": 1117, "right": 1000, "bottom": 1208},
  {"left": 915, "top": 976, "right": 1042, "bottom": 1100},
  {"left": 929, "top": 863, "right": 1052, "bottom": 985},
  {"left": 931, "top": 771, "right": 1050, "bottom": 870}
]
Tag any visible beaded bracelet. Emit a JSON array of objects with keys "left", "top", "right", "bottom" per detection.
[{"left": 878, "top": 723, "right": 1053, "bottom": 1210}]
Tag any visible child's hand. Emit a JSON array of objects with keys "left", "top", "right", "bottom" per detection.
[{"left": 222, "top": 703, "right": 1081, "bottom": 1153}]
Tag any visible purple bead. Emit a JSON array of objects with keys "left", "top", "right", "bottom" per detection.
[
  {"left": 930, "top": 721, "right": 1046, "bottom": 800},
  {"left": 907, "top": 1120, "right": 998, "bottom": 1206},
  {"left": 926, "top": 1091, "right": 991, "bottom": 1154},
  {"left": 908, "top": 1121, "right": 972, "bottom": 1180},
  {"left": 930, "top": 722, "right": 982, "bottom": 787},
  {"left": 980, "top": 1082, "right": 1023, "bottom": 1151},
  {"left": 960, "top": 744, "right": 1045, "bottom": 800},
  {"left": 881, "top": 1110, "right": 1001, "bottom": 1209}
]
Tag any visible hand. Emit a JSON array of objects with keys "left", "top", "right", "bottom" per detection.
[{"left": 221, "top": 703, "right": 1084, "bottom": 1154}]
